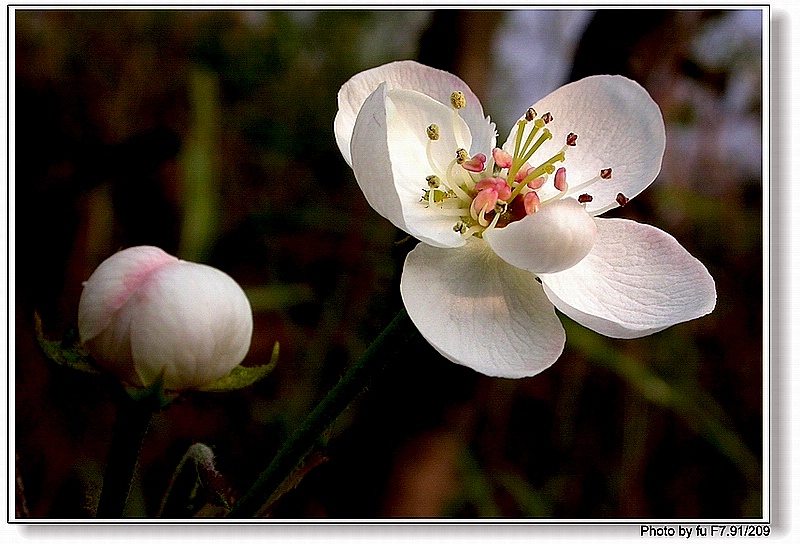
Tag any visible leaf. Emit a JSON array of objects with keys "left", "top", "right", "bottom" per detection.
[
  {"left": 199, "top": 342, "right": 279, "bottom": 393},
  {"left": 34, "top": 313, "right": 102, "bottom": 375}
]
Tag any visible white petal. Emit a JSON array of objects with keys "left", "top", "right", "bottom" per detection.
[
  {"left": 78, "top": 246, "right": 177, "bottom": 343},
  {"left": 484, "top": 199, "right": 597, "bottom": 274},
  {"left": 539, "top": 218, "right": 716, "bottom": 339},
  {"left": 503, "top": 75, "right": 665, "bottom": 214},
  {"left": 400, "top": 240, "right": 566, "bottom": 378},
  {"left": 350, "top": 84, "right": 467, "bottom": 248},
  {"left": 128, "top": 261, "right": 253, "bottom": 390},
  {"left": 336, "top": 60, "right": 495, "bottom": 166}
]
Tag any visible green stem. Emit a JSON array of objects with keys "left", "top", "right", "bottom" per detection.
[
  {"left": 95, "top": 389, "right": 159, "bottom": 518},
  {"left": 228, "top": 308, "right": 417, "bottom": 518}
]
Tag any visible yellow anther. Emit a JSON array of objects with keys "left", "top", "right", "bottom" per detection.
[
  {"left": 450, "top": 91, "right": 466, "bottom": 110},
  {"left": 455, "top": 148, "right": 469, "bottom": 164},
  {"left": 426, "top": 124, "right": 440, "bottom": 141},
  {"left": 426, "top": 175, "right": 441, "bottom": 188}
]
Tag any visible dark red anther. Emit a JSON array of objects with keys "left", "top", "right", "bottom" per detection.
[
  {"left": 566, "top": 132, "right": 578, "bottom": 146},
  {"left": 542, "top": 112, "right": 553, "bottom": 124},
  {"left": 600, "top": 168, "right": 612, "bottom": 180},
  {"left": 578, "top": 194, "right": 593, "bottom": 203},
  {"left": 615, "top": 193, "right": 629, "bottom": 206}
]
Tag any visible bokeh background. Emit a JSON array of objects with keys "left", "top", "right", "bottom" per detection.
[{"left": 14, "top": 9, "right": 763, "bottom": 519}]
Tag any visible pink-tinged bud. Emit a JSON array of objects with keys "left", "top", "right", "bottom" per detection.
[
  {"left": 78, "top": 246, "right": 253, "bottom": 391},
  {"left": 461, "top": 152, "right": 487, "bottom": 172},
  {"left": 492, "top": 147, "right": 513, "bottom": 169},
  {"left": 554, "top": 167, "right": 567, "bottom": 192},
  {"left": 526, "top": 176, "right": 546, "bottom": 190},
  {"left": 523, "top": 192, "right": 541, "bottom": 215}
]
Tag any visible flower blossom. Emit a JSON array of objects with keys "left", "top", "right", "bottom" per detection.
[
  {"left": 335, "top": 60, "right": 716, "bottom": 378},
  {"left": 78, "top": 246, "right": 253, "bottom": 391}
]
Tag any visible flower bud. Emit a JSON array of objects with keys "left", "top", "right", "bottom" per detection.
[{"left": 78, "top": 246, "right": 253, "bottom": 391}]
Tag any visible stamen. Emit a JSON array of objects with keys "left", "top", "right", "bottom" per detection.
[
  {"left": 523, "top": 191, "right": 541, "bottom": 215},
  {"left": 526, "top": 176, "right": 546, "bottom": 190},
  {"left": 541, "top": 112, "right": 553, "bottom": 124},
  {"left": 577, "top": 193, "right": 593, "bottom": 203},
  {"left": 461, "top": 224, "right": 482, "bottom": 239},
  {"left": 475, "top": 178, "right": 511, "bottom": 201},
  {"left": 514, "top": 165, "right": 533, "bottom": 183},
  {"left": 492, "top": 147, "right": 513, "bottom": 169},
  {"left": 554, "top": 167, "right": 568, "bottom": 192},
  {"left": 440, "top": 160, "right": 473, "bottom": 203},
  {"left": 600, "top": 168, "right": 613, "bottom": 180},
  {"left": 450, "top": 91, "right": 466, "bottom": 110},
  {"left": 517, "top": 128, "right": 552, "bottom": 169},
  {"left": 616, "top": 193, "right": 629, "bottom": 206},
  {"left": 461, "top": 153, "right": 486, "bottom": 173},
  {"left": 566, "top": 132, "right": 578, "bottom": 146},
  {"left": 525, "top": 108, "right": 536, "bottom": 122},
  {"left": 471, "top": 187, "right": 499, "bottom": 220},
  {"left": 517, "top": 149, "right": 563, "bottom": 188},
  {"left": 486, "top": 208, "right": 502, "bottom": 231},
  {"left": 426, "top": 124, "right": 440, "bottom": 141},
  {"left": 455, "top": 148, "right": 469, "bottom": 164},
  {"left": 426, "top": 175, "right": 440, "bottom": 188}
]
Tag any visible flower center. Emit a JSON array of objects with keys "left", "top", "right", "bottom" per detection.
[{"left": 420, "top": 94, "right": 614, "bottom": 239}]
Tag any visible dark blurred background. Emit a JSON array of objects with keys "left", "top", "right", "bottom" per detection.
[{"left": 14, "top": 9, "right": 763, "bottom": 518}]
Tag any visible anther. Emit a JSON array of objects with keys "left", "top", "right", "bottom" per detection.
[
  {"left": 527, "top": 176, "right": 546, "bottom": 190},
  {"left": 525, "top": 108, "right": 536, "bottom": 122},
  {"left": 554, "top": 167, "right": 567, "bottom": 192},
  {"left": 616, "top": 193, "right": 629, "bottom": 206},
  {"left": 462, "top": 153, "right": 487, "bottom": 173},
  {"left": 455, "top": 148, "right": 469, "bottom": 164},
  {"left": 600, "top": 168, "right": 613, "bottom": 180},
  {"left": 515, "top": 166, "right": 534, "bottom": 183},
  {"left": 523, "top": 192, "right": 541, "bottom": 215},
  {"left": 426, "top": 124, "right": 440, "bottom": 141},
  {"left": 492, "top": 147, "right": 513, "bottom": 169},
  {"left": 426, "top": 175, "right": 441, "bottom": 188},
  {"left": 577, "top": 193, "right": 593, "bottom": 203},
  {"left": 566, "top": 132, "right": 578, "bottom": 146},
  {"left": 450, "top": 91, "right": 466, "bottom": 110},
  {"left": 542, "top": 112, "right": 553, "bottom": 124}
]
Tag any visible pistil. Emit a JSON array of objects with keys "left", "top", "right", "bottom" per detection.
[{"left": 420, "top": 94, "right": 614, "bottom": 239}]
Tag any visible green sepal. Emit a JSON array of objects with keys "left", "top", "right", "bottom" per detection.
[
  {"left": 34, "top": 313, "right": 102, "bottom": 375},
  {"left": 124, "top": 372, "right": 176, "bottom": 408},
  {"left": 198, "top": 341, "right": 279, "bottom": 393}
]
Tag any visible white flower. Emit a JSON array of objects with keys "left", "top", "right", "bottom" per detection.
[
  {"left": 78, "top": 246, "right": 253, "bottom": 391},
  {"left": 335, "top": 60, "right": 716, "bottom": 379}
]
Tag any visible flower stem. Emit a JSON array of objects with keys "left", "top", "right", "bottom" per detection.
[
  {"left": 95, "top": 388, "right": 161, "bottom": 518},
  {"left": 227, "top": 308, "right": 417, "bottom": 518}
]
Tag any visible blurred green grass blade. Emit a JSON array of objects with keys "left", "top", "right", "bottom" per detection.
[
  {"left": 458, "top": 449, "right": 502, "bottom": 517},
  {"left": 179, "top": 67, "right": 221, "bottom": 262},
  {"left": 563, "top": 320, "right": 761, "bottom": 496},
  {"left": 494, "top": 471, "right": 552, "bottom": 517},
  {"left": 243, "top": 284, "right": 315, "bottom": 312}
]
